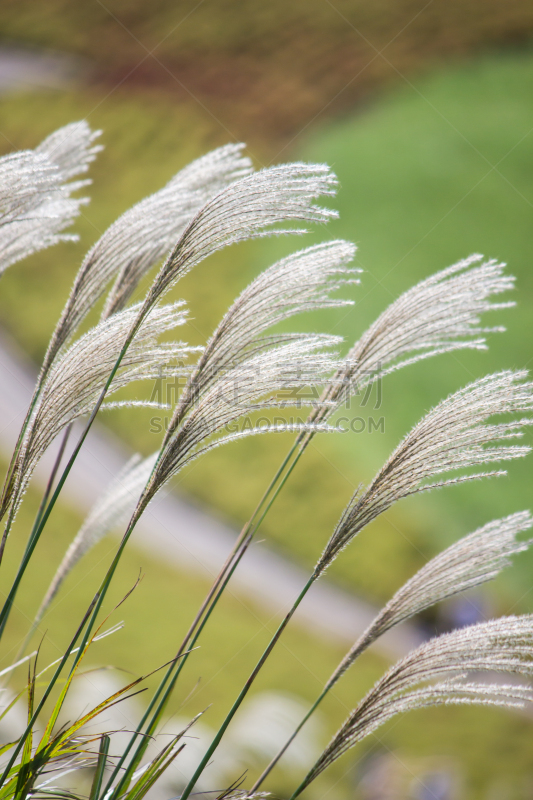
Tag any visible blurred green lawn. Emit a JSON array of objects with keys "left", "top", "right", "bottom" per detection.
[
  {"left": 258, "top": 47, "right": 533, "bottom": 607},
  {"left": 1, "top": 45, "right": 533, "bottom": 798}
]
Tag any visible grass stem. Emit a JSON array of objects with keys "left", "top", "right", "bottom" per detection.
[{"left": 179, "top": 573, "right": 316, "bottom": 800}]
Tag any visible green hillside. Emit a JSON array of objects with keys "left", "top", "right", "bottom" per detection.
[{"left": 256, "top": 48, "right": 533, "bottom": 606}]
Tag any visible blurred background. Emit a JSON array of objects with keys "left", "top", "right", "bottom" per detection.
[{"left": 0, "top": 1, "right": 533, "bottom": 798}]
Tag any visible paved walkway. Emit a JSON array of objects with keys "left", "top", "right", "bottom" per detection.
[
  {"left": 0, "top": 45, "right": 85, "bottom": 94},
  {"left": 0, "top": 328, "right": 424, "bottom": 659}
]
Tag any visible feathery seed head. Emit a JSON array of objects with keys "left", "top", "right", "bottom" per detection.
[
  {"left": 220, "top": 794, "right": 270, "bottom": 800},
  {"left": 316, "top": 370, "right": 533, "bottom": 574},
  {"left": 43, "top": 144, "right": 253, "bottom": 373},
  {"left": 330, "top": 511, "right": 533, "bottom": 684},
  {"left": 9, "top": 303, "right": 194, "bottom": 520},
  {"left": 142, "top": 335, "right": 342, "bottom": 506},
  {"left": 35, "top": 120, "right": 103, "bottom": 182},
  {"left": 146, "top": 162, "right": 339, "bottom": 304},
  {"left": 128, "top": 238, "right": 354, "bottom": 509},
  {"left": 301, "top": 615, "right": 533, "bottom": 789},
  {"left": 0, "top": 122, "right": 101, "bottom": 275},
  {"left": 311, "top": 255, "right": 516, "bottom": 426},
  {"left": 172, "top": 240, "right": 358, "bottom": 426},
  {"left": 102, "top": 144, "right": 254, "bottom": 318}
]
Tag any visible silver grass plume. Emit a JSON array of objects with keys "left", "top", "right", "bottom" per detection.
[
  {"left": 144, "top": 162, "right": 338, "bottom": 307},
  {"left": 4, "top": 158, "right": 339, "bottom": 519},
  {"left": 128, "top": 206, "right": 348, "bottom": 512},
  {"left": 0, "top": 121, "right": 101, "bottom": 276},
  {"left": 169, "top": 240, "right": 359, "bottom": 432},
  {"left": 309, "top": 255, "right": 515, "bottom": 427},
  {"left": 42, "top": 144, "right": 253, "bottom": 374},
  {"left": 141, "top": 335, "right": 342, "bottom": 510},
  {"left": 102, "top": 144, "right": 254, "bottom": 318},
  {"left": 35, "top": 120, "right": 102, "bottom": 183},
  {"left": 0, "top": 153, "right": 56, "bottom": 227},
  {"left": 299, "top": 615, "right": 533, "bottom": 790},
  {"left": 315, "top": 370, "right": 533, "bottom": 576},
  {"left": 327, "top": 511, "right": 533, "bottom": 687},
  {"left": 10, "top": 303, "right": 197, "bottom": 518},
  {"left": 34, "top": 452, "right": 158, "bottom": 626}
]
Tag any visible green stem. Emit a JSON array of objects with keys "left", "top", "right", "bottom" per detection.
[
  {"left": 90, "top": 423, "right": 313, "bottom": 799},
  {"left": 252, "top": 637, "right": 370, "bottom": 791},
  {"left": 13, "top": 431, "right": 74, "bottom": 663},
  {"left": 249, "top": 437, "right": 305, "bottom": 534},
  {"left": 179, "top": 574, "right": 316, "bottom": 800},
  {"left": 0, "top": 594, "right": 97, "bottom": 786},
  {"left": 106, "top": 532, "right": 255, "bottom": 800},
  {"left": 101, "top": 442, "right": 303, "bottom": 798},
  {"left": 31, "top": 425, "right": 72, "bottom": 536},
  {"left": 69, "top": 511, "right": 140, "bottom": 674},
  {"left": 250, "top": 686, "right": 329, "bottom": 792},
  {"left": 289, "top": 767, "right": 314, "bottom": 799},
  {"left": 104, "top": 431, "right": 314, "bottom": 799},
  {"left": 90, "top": 735, "right": 111, "bottom": 800},
  {"left": 0, "top": 316, "right": 144, "bottom": 640}
]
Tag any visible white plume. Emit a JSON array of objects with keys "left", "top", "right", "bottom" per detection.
[
  {"left": 142, "top": 335, "right": 342, "bottom": 509},
  {"left": 310, "top": 255, "right": 515, "bottom": 426},
  {"left": 10, "top": 303, "right": 195, "bottom": 518},
  {"left": 0, "top": 121, "right": 101, "bottom": 275},
  {"left": 169, "top": 240, "right": 358, "bottom": 435},
  {"left": 144, "top": 162, "right": 338, "bottom": 306},
  {"left": 327, "top": 511, "right": 533, "bottom": 686},
  {"left": 43, "top": 143, "right": 253, "bottom": 374},
  {"left": 316, "top": 370, "right": 533, "bottom": 574},
  {"left": 301, "top": 615, "right": 533, "bottom": 790}
]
